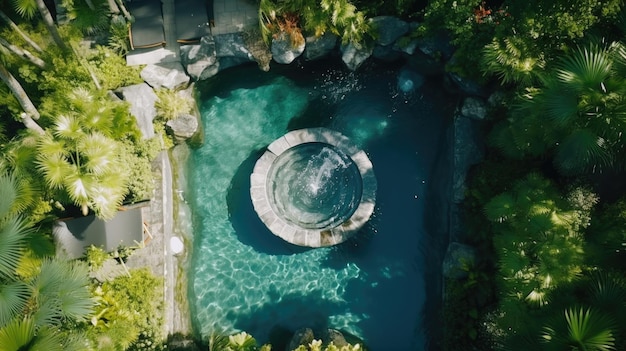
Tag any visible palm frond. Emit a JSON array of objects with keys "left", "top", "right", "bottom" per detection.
[
  {"left": 540, "top": 85, "right": 579, "bottom": 126},
  {"left": 36, "top": 152, "right": 71, "bottom": 190},
  {"left": 0, "top": 316, "right": 36, "bottom": 350},
  {"left": 588, "top": 271, "right": 626, "bottom": 313},
  {"left": 28, "top": 326, "right": 66, "bottom": 351},
  {"left": 79, "top": 133, "right": 117, "bottom": 175},
  {"left": 484, "top": 193, "right": 516, "bottom": 223},
  {"left": 11, "top": 0, "right": 37, "bottom": 19},
  {"left": 0, "top": 281, "right": 30, "bottom": 328},
  {"left": 54, "top": 115, "right": 84, "bottom": 141},
  {"left": 63, "top": 170, "right": 94, "bottom": 207},
  {"left": 565, "top": 307, "right": 615, "bottom": 351},
  {"left": 556, "top": 44, "right": 613, "bottom": 93},
  {"left": 0, "top": 173, "right": 18, "bottom": 218},
  {"left": 554, "top": 129, "right": 613, "bottom": 174},
  {"left": 0, "top": 215, "right": 31, "bottom": 279}
]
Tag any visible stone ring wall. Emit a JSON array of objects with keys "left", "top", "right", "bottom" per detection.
[{"left": 250, "top": 128, "right": 377, "bottom": 247}]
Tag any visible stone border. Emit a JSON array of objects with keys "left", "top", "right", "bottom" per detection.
[{"left": 250, "top": 128, "right": 377, "bottom": 247}]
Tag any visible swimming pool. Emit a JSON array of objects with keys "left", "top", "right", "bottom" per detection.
[{"left": 187, "top": 59, "right": 454, "bottom": 350}]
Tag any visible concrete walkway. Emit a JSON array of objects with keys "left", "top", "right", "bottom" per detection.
[
  {"left": 211, "top": 0, "right": 258, "bottom": 35},
  {"left": 127, "top": 0, "right": 258, "bottom": 65}
]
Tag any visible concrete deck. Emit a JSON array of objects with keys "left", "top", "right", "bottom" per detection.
[
  {"left": 127, "top": 0, "right": 258, "bottom": 65},
  {"left": 212, "top": 0, "right": 258, "bottom": 35}
]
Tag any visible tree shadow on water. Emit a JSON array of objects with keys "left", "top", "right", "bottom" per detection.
[{"left": 226, "top": 149, "right": 309, "bottom": 256}]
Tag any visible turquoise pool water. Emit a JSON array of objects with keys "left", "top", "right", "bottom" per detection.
[{"left": 188, "top": 60, "right": 453, "bottom": 350}]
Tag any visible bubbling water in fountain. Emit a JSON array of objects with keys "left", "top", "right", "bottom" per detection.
[{"left": 268, "top": 143, "right": 361, "bottom": 230}]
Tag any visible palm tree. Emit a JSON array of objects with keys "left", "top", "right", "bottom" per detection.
[
  {"left": 11, "top": 0, "right": 68, "bottom": 50},
  {"left": 0, "top": 9, "right": 43, "bottom": 53},
  {"left": 481, "top": 36, "right": 545, "bottom": 87},
  {"left": 0, "top": 63, "right": 44, "bottom": 134},
  {"left": 493, "top": 40, "right": 626, "bottom": 174},
  {"left": 542, "top": 307, "right": 615, "bottom": 351},
  {"left": 35, "top": 88, "right": 130, "bottom": 219}
]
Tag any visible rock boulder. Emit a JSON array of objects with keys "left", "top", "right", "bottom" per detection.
[
  {"left": 303, "top": 32, "right": 338, "bottom": 61},
  {"left": 215, "top": 33, "right": 255, "bottom": 61},
  {"left": 140, "top": 62, "right": 190, "bottom": 90},
  {"left": 460, "top": 97, "right": 488, "bottom": 120},
  {"left": 119, "top": 83, "right": 157, "bottom": 139},
  {"left": 371, "top": 16, "right": 409, "bottom": 46},
  {"left": 341, "top": 42, "right": 373, "bottom": 71},
  {"left": 286, "top": 328, "right": 315, "bottom": 351},
  {"left": 180, "top": 35, "right": 219, "bottom": 80},
  {"left": 166, "top": 113, "right": 198, "bottom": 141},
  {"left": 272, "top": 32, "right": 305, "bottom": 64}
]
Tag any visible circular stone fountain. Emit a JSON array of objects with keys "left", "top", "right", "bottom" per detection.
[{"left": 250, "top": 128, "right": 377, "bottom": 247}]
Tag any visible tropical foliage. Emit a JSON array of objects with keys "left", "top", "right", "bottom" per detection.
[
  {"left": 490, "top": 40, "right": 626, "bottom": 174},
  {"left": 259, "top": 0, "right": 373, "bottom": 46},
  {"left": 0, "top": 172, "right": 94, "bottom": 351}
]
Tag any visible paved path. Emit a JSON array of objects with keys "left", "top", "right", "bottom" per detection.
[{"left": 211, "top": 0, "right": 258, "bottom": 35}]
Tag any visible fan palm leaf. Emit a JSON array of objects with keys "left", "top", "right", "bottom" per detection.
[
  {"left": 484, "top": 193, "right": 516, "bottom": 223},
  {"left": 556, "top": 44, "right": 613, "bottom": 93},
  {"left": 543, "top": 307, "right": 615, "bottom": 351},
  {"left": 36, "top": 152, "right": 71, "bottom": 190},
  {"left": 11, "top": 0, "right": 37, "bottom": 19},
  {"left": 0, "top": 173, "right": 18, "bottom": 218},
  {"left": 0, "top": 281, "right": 30, "bottom": 327},
  {"left": 0, "top": 316, "right": 36, "bottom": 350},
  {"left": 30, "top": 259, "right": 93, "bottom": 325},
  {"left": 554, "top": 129, "right": 612, "bottom": 174},
  {"left": 79, "top": 132, "right": 116, "bottom": 175},
  {"left": 0, "top": 215, "right": 31, "bottom": 279},
  {"left": 63, "top": 169, "right": 94, "bottom": 208},
  {"left": 588, "top": 271, "right": 626, "bottom": 313},
  {"left": 53, "top": 115, "right": 83, "bottom": 141},
  {"left": 540, "top": 84, "right": 579, "bottom": 127}
]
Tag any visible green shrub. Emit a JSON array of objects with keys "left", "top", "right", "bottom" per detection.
[
  {"left": 89, "top": 268, "right": 164, "bottom": 350},
  {"left": 85, "top": 244, "right": 109, "bottom": 271}
]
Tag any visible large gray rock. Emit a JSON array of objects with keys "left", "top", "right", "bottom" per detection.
[
  {"left": 287, "top": 328, "right": 315, "bottom": 351},
  {"left": 341, "top": 42, "right": 373, "bottom": 71},
  {"left": 140, "top": 62, "right": 190, "bottom": 90},
  {"left": 166, "top": 113, "right": 198, "bottom": 141},
  {"left": 453, "top": 115, "right": 484, "bottom": 203},
  {"left": 321, "top": 329, "right": 348, "bottom": 348},
  {"left": 460, "top": 97, "right": 488, "bottom": 120},
  {"left": 303, "top": 32, "right": 338, "bottom": 61},
  {"left": 119, "top": 83, "right": 157, "bottom": 139},
  {"left": 416, "top": 30, "right": 454, "bottom": 60},
  {"left": 371, "top": 16, "right": 409, "bottom": 46},
  {"left": 271, "top": 32, "right": 305, "bottom": 64},
  {"left": 372, "top": 44, "right": 401, "bottom": 62},
  {"left": 180, "top": 35, "right": 219, "bottom": 81},
  {"left": 443, "top": 242, "right": 476, "bottom": 280},
  {"left": 445, "top": 72, "right": 489, "bottom": 97},
  {"left": 214, "top": 33, "right": 255, "bottom": 61}
]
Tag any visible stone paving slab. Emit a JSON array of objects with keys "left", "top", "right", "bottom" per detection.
[{"left": 212, "top": 0, "right": 258, "bottom": 35}]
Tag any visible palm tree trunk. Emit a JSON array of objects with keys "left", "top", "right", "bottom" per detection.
[
  {"left": 0, "top": 64, "right": 44, "bottom": 134},
  {"left": 35, "top": 0, "right": 68, "bottom": 51},
  {"left": 0, "top": 38, "right": 46, "bottom": 69},
  {"left": 0, "top": 10, "right": 43, "bottom": 53},
  {"left": 114, "top": 0, "right": 132, "bottom": 21},
  {"left": 107, "top": 0, "right": 120, "bottom": 14}
]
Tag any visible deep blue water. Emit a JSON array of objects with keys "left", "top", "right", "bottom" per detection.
[{"left": 187, "top": 59, "right": 454, "bottom": 350}]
